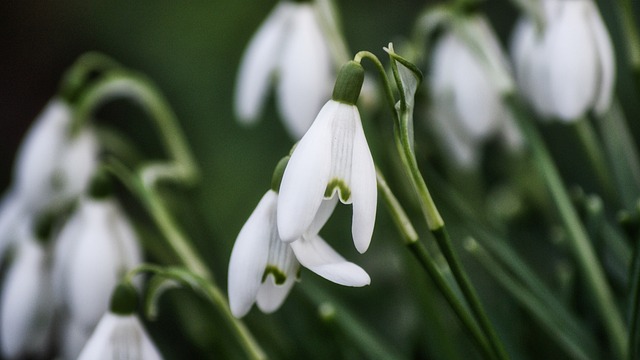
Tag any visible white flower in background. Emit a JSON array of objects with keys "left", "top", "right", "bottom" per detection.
[
  {"left": 228, "top": 189, "right": 370, "bottom": 318},
  {"left": 77, "top": 314, "right": 162, "bottom": 360},
  {"left": 510, "top": 0, "right": 615, "bottom": 121},
  {"left": 277, "top": 61, "right": 377, "bottom": 254},
  {"left": 0, "top": 99, "right": 99, "bottom": 259},
  {"left": 51, "top": 195, "right": 142, "bottom": 338},
  {"left": 234, "top": 1, "right": 333, "bottom": 138},
  {"left": 429, "top": 15, "right": 522, "bottom": 169},
  {"left": 0, "top": 220, "right": 55, "bottom": 359}
]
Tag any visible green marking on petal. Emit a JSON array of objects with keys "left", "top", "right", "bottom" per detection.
[
  {"left": 324, "top": 178, "right": 351, "bottom": 202},
  {"left": 262, "top": 265, "right": 287, "bottom": 285}
]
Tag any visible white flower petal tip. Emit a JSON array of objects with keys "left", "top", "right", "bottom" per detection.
[
  {"left": 234, "top": 2, "right": 333, "bottom": 139},
  {"left": 77, "top": 313, "right": 163, "bottom": 360},
  {"left": 228, "top": 190, "right": 299, "bottom": 317},
  {"left": 510, "top": 0, "right": 615, "bottom": 121},
  {"left": 278, "top": 100, "right": 377, "bottom": 252},
  {"left": 290, "top": 235, "right": 370, "bottom": 287}
]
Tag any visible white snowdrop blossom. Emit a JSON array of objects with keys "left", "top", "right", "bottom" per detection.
[
  {"left": 51, "top": 196, "right": 142, "bottom": 332},
  {"left": 0, "top": 221, "right": 54, "bottom": 359},
  {"left": 0, "top": 99, "right": 99, "bottom": 259},
  {"left": 510, "top": 0, "right": 615, "bottom": 121},
  {"left": 277, "top": 61, "right": 377, "bottom": 254},
  {"left": 234, "top": 1, "right": 333, "bottom": 138},
  {"left": 77, "top": 313, "right": 163, "bottom": 360},
  {"left": 429, "top": 16, "right": 522, "bottom": 169},
  {"left": 228, "top": 189, "right": 370, "bottom": 318}
]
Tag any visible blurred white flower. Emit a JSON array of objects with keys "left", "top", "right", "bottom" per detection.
[
  {"left": 0, "top": 99, "right": 99, "bottom": 259},
  {"left": 429, "top": 15, "right": 522, "bottom": 169},
  {"left": 510, "top": 0, "right": 615, "bottom": 121},
  {"left": 51, "top": 196, "right": 142, "bottom": 335},
  {"left": 228, "top": 190, "right": 369, "bottom": 318},
  {"left": 234, "top": 1, "right": 333, "bottom": 139},
  {"left": 0, "top": 220, "right": 54, "bottom": 359},
  {"left": 77, "top": 313, "right": 162, "bottom": 360}
]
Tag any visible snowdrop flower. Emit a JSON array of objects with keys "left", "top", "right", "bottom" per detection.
[
  {"left": 0, "top": 99, "right": 98, "bottom": 258},
  {"left": 234, "top": 0, "right": 333, "bottom": 138},
  {"left": 510, "top": 0, "right": 615, "bottom": 121},
  {"left": 229, "top": 157, "right": 370, "bottom": 318},
  {"left": 77, "top": 284, "right": 163, "bottom": 360},
  {"left": 0, "top": 220, "right": 54, "bottom": 359},
  {"left": 51, "top": 175, "right": 142, "bottom": 335},
  {"left": 277, "top": 61, "right": 377, "bottom": 254},
  {"left": 429, "top": 15, "right": 522, "bottom": 169}
]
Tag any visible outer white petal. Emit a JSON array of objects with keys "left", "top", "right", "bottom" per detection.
[
  {"left": 255, "top": 269, "right": 298, "bottom": 313},
  {"left": 587, "top": 1, "right": 616, "bottom": 114},
  {"left": 451, "top": 37, "right": 501, "bottom": 140},
  {"left": 234, "top": 2, "right": 294, "bottom": 124},
  {"left": 54, "top": 127, "right": 99, "bottom": 205},
  {"left": 290, "top": 234, "right": 370, "bottom": 286},
  {"left": 77, "top": 313, "right": 163, "bottom": 360},
  {"left": 228, "top": 191, "right": 276, "bottom": 318},
  {"left": 13, "top": 99, "right": 70, "bottom": 208},
  {"left": 430, "top": 103, "right": 480, "bottom": 169},
  {"left": 67, "top": 199, "right": 140, "bottom": 329},
  {"left": 0, "top": 233, "right": 54, "bottom": 359},
  {"left": 510, "top": 17, "right": 536, "bottom": 103},
  {"left": 547, "top": 2, "right": 598, "bottom": 121},
  {"left": 277, "top": 101, "right": 334, "bottom": 242},
  {"left": 51, "top": 202, "right": 85, "bottom": 309},
  {"left": 349, "top": 111, "right": 377, "bottom": 254},
  {"left": 277, "top": 4, "right": 333, "bottom": 138}
]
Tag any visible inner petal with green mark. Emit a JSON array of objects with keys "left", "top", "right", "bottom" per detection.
[{"left": 324, "top": 178, "right": 351, "bottom": 203}]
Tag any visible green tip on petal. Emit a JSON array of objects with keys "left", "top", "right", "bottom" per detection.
[
  {"left": 88, "top": 168, "right": 113, "bottom": 200},
  {"left": 110, "top": 282, "right": 139, "bottom": 315},
  {"left": 332, "top": 61, "right": 365, "bottom": 105},
  {"left": 271, "top": 156, "right": 290, "bottom": 193},
  {"left": 34, "top": 212, "right": 55, "bottom": 244},
  {"left": 324, "top": 178, "right": 351, "bottom": 202},
  {"left": 262, "top": 265, "right": 287, "bottom": 285}
]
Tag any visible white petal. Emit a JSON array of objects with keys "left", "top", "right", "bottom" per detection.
[
  {"left": 67, "top": 199, "right": 139, "bottom": 329},
  {"left": 59, "top": 318, "right": 92, "bottom": 360},
  {"left": 349, "top": 113, "right": 377, "bottom": 254},
  {"left": 51, "top": 201, "right": 85, "bottom": 309},
  {"left": 547, "top": 2, "right": 598, "bottom": 121},
  {"left": 255, "top": 268, "right": 298, "bottom": 313},
  {"left": 54, "top": 126, "right": 99, "bottom": 205},
  {"left": 1, "top": 234, "right": 54, "bottom": 359},
  {"left": 429, "top": 103, "right": 480, "bottom": 169},
  {"left": 587, "top": 1, "right": 616, "bottom": 114},
  {"left": 78, "top": 313, "right": 163, "bottom": 360},
  {"left": 277, "top": 4, "right": 333, "bottom": 138},
  {"left": 13, "top": 99, "right": 71, "bottom": 209},
  {"left": 290, "top": 234, "right": 370, "bottom": 286},
  {"left": 234, "top": 2, "right": 294, "bottom": 124},
  {"left": 228, "top": 191, "right": 276, "bottom": 318},
  {"left": 277, "top": 101, "right": 334, "bottom": 242}
]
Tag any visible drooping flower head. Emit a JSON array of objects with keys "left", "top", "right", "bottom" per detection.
[
  {"left": 228, "top": 157, "right": 370, "bottom": 318},
  {"left": 77, "top": 283, "right": 163, "bottom": 360},
  {"left": 277, "top": 61, "right": 377, "bottom": 254},
  {"left": 234, "top": 0, "right": 334, "bottom": 138},
  {"left": 51, "top": 171, "right": 142, "bottom": 355},
  {"left": 428, "top": 14, "right": 522, "bottom": 169},
  {"left": 510, "top": 0, "right": 615, "bottom": 121}
]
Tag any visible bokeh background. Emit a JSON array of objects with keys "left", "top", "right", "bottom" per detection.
[{"left": 2, "top": 1, "right": 640, "bottom": 359}]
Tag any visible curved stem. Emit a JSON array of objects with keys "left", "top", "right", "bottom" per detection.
[{"left": 59, "top": 52, "right": 122, "bottom": 103}]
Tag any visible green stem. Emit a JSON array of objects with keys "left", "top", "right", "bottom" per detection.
[
  {"left": 59, "top": 52, "right": 122, "bottom": 104},
  {"left": 616, "top": 0, "right": 640, "bottom": 94},
  {"left": 377, "top": 168, "right": 493, "bottom": 358},
  {"left": 505, "top": 94, "right": 628, "bottom": 358}
]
